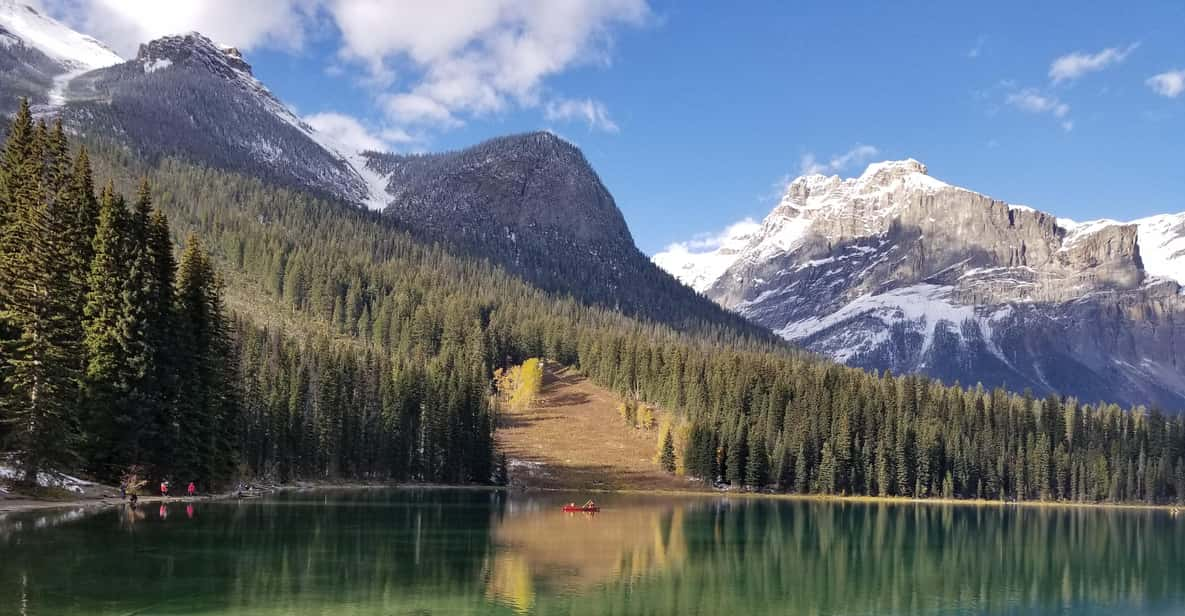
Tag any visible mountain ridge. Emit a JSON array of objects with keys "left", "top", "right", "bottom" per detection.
[{"left": 656, "top": 160, "right": 1185, "bottom": 410}]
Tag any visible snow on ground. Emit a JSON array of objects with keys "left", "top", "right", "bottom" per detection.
[
  {"left": 0, "top": 1, "right": 122, "bottom": 71},
  {"left": 0, "top": 464, "right": 97, "bottom": 494}
]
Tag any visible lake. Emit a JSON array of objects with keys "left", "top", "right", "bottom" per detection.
[{"left": 1, "top": 489, "right": 1183, "bottom": 615}]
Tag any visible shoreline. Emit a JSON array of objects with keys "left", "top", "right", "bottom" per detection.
[
  {"left": 567, "top": 486, "right": 1185, "bottom": 513},
  {"left": 3, "top": 480, "right": 1182, "bottom": 515}
]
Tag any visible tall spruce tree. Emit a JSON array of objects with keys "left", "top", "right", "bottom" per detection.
[
  {"left": 0, "top": 115, "right": 83, "bottom": 482},
  {"left": 81, "top": 184, "right": 134, "bottom": 479}
]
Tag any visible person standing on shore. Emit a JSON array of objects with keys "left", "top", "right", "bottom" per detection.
[
  {"left": 187, "top": 481, "right": 196, "bottom": 497},
  {"left": 160, "top": 480, "right": 169, "bottom": 498}
]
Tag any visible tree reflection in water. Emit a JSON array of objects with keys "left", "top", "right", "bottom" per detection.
[{"left": 0, "top": 490, "right": 1183, "bottom": 615}]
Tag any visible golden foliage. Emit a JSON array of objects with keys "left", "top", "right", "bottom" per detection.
[{"left": 497, "top": 358, "right": 544, "bottom": 412}]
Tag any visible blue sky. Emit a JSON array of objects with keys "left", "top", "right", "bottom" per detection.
[{"left": 45, "top": 0, "right": 1185, "bottom": 254}]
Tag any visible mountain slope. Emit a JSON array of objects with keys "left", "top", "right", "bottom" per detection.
[
  {"left": 0, "top": 1, "right": 121, "bottom": 110},
  {"left": 656, "top": 160, "right": 1185, "bottom": 410},
  {"left": 363, "top": 132, "right": 765, "bottom": 330},
  {"left": 54, "top": 32, "right": 384, "bottom": 206},
  {"left": 0, "top": 3, "right": 385, "bottom": 208}
]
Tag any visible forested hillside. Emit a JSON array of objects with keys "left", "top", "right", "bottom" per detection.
[
  {"left": 2, "top": 97, "right": 1182, "bottom": 503},
  {"left": 86, "top": 129, "right": 1185, "bottom": 504}
]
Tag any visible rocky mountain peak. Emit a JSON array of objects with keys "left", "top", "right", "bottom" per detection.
[
  {"left": 655, "top": 155, "right": 1185, "bottom": 410},
  {"left": 136, "top": 32, "right": 252, "bottom": 76},
  {"left": 859, "top": 158, "right": 928, "bottom": 181}
]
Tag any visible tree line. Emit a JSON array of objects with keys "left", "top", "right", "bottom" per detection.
[
  {"left": 0, "top": 101, "right": 238, "bottom": 486},
  {"left": 61, "top": 117, "right": 1185, "bottom": 504}
]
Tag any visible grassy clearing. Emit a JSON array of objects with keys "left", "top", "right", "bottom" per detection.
[{"left": 496, "top": 363, "right": 702, "bottom": 492}]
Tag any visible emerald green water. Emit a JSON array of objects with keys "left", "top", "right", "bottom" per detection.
[{"left": 2, "top": 490, "right": 1184, "bottom": 615}]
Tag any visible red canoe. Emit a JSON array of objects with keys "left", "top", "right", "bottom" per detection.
[{"left": 562, "top": 505, "right": 600, "bottom": 512}]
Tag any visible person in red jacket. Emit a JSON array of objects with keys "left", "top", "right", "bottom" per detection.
[
  {"left": 187, "top": 481, "right": 196, "bottom": 497},
  {"left": 160, "top": 480, "right": 169, "bottom": 497}
]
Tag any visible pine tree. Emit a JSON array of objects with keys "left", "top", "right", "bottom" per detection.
[
  {"left": 745, "top": 427, "right": 769, "bottom": 488},
  {"left": 0, "top": 113, "right": 82, "bottom": 481},
  {"left": 81, "top": 185, "right": 134, "bottom": 480},
  {"left": 726, "top": 421, "right": 747, "bottom": 486},
  {"left": 174, "top": 236, "right": 239, "bottom": 484},
  {"left": 659, "top": 427, "right": 676, "bottom": 473},
  {"left": 143, "top": 209, "right": 178, "bottom": 472},
  {"left": 175, "top": 236, "right": 217, "bottom": 483}
]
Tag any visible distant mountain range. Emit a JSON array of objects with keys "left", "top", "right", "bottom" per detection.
[
  {"left": 655, "top": 159, "right": 1185, "bottom": 410},
  {"left": 2, "top": 1, "right": 1181, "bottom": 410}
]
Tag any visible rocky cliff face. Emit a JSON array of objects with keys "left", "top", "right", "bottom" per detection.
[{"left": 656, "top": 160, "right": 1185, "bottom": 411}]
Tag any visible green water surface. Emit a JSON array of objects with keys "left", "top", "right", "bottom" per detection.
[{"left": 1, "top": 489, "right": 1183, "bottom": 615}]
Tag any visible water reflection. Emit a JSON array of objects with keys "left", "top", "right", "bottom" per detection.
[
  {"left": 486, "top": 501, "right": 688, "bottom": 612},
  {"left": 0, "top": 490, "right": 1182, "bottom": 615}
]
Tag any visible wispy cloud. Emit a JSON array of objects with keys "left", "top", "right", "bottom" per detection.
[
  {"left": 967, "top": 35, "right": 986, "bottom": 59},
  {"left": 1049, "top": 43, "right": 1139, "bottom": 83},
  {"left": 1146, "top": 69, "right": 1185, "bottom": 98},
  {"left": 799, "top": 144, "right": 879, "bottom": 176},
  {"left": 1006, "top": 89, "right": 1070, "bottom": 117},
  {"left": 544, "top": 97, "right": 620, "bottom": 132},
  {"left": 1004, "top": 88, "right": 1073, "bottom": 131},
  {"left": 662, "top": 217, "right": 760, "bottom": 254},
  {"left": 303, "top": 111, "right": 418, "bottom": 154}
]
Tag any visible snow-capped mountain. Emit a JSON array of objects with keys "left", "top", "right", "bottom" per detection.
[
  {"left": 0, "top": 2, "right": 391, "bottom": 210},
  {"left": 656, "top": 161, "right": 1185, "bottom": 410},
  {"left": 53, "top": 32, "right": 391, "bottom": 208},
  {"left": 0, "top": 0, "right": 121, "bottom": 109}
]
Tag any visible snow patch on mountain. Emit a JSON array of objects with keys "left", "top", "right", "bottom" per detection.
[
  {"left": 350, "top": 154, "right": 394, "bottom": 211},
  {"left": 0, "top": 1, "right": 122, "bottom": 71},
  {"left": 1132, "top": 213, "right": 1185, "bottom": 285},
  {"left": 775, "top": 283, "right": 1009, "bottom": 363},
  {"left": 1057, "top": 214, "right": 1185, "bottom": 285}
]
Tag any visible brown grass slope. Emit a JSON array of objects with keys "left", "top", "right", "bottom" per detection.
[{"left": 497, "top": 364, "right": 699, "bottom": 492}]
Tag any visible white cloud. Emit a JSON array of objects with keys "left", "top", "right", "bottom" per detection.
[
  {"left": 1006, "top": 88, "right": 1070, "bottom": 117},
  {"left": 40, "top": 0, "right": 318, "bottom": 56},
  {"left": 1049, "top": 43, "right": 1139, "bottom": 83},
  {"left": 544, "top": 97, "right": 619, "bottom": 132},
  {"left": 41, "top": 0, "right": 649, "bottom": 135},
  {"left": 1146, "top": 69, "right": 1185, "bottom": 98},
  {"left": 303, "top": 111, "right": 417, "bottom": 154},
  {"left": 799, "top": 145, "right": 878, "bottom": 176},
  {"left": 327, "top": 0, "right": 649, "bottom": 128},
  {"left": 381, "top": 93, "right": 462, "bottom": 127},
  {"left": 667, "top": 217, "right": 760, "bottom": 253},
  {"left": 1005, "top": 88, "right": 1072, "bottom": 130}
]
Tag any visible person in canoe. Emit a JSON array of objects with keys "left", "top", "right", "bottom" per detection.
[{"left": 583, "top": 499, "right": 596, "bottom": 509}]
